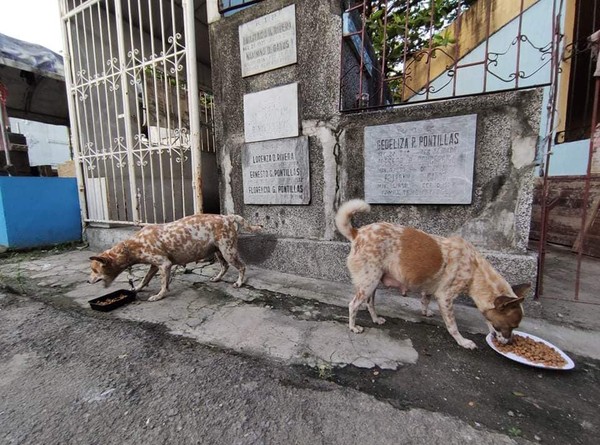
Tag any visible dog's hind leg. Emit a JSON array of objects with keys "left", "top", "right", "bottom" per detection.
[
  {"left": 366, "top": 292, "right": 386, "bottom": 325},
  {"left": 210, "top": 251, "right": 229, "bottom": 283},
  {"left": 349, "top": 279, "right": 380, "bottom": 334},
  {"left": 135, "top": 265, "right": 158, "bottom": 292},
  {"left": 215, "top": 241, "right": 247, "bottom": 288},
  {"left": 148, "top": 263, "right": 172, "bottom": 302},
  {"left": 420, "top": 292, "right": 433, "bottom": 317}
]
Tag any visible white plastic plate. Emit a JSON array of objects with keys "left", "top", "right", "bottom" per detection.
[{"left": 486, "top": 330, "right": 575, "bottom": 370}]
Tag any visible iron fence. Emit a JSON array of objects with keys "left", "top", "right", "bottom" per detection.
[{"left": 340, "top": 0, "right": 558, "bottom": 111}]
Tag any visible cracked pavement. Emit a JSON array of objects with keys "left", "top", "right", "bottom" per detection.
[{"left": 1, "top": 248, "right": 599, "bottom": 444}]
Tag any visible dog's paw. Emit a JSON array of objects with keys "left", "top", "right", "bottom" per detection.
[
  {"left": 350, "top": 325, "right": 364, "bottom": 334},
  {"left": 209, "top": 276, "right": 222, "bottom": 282},
  {"left": 148, "top": 294, "right": 165, "bottom": 302},
  {"left": 373, "top": 317, "right": 386, "bottom": 325},
  {"left": 458, "top": 338, "right": 477, "bottom": 350},
  {"left": 421, "top": 309, "right": 433, "bottom": 317},
  {"left": 233, "top": 281, "right": 242, "bottom": 288}
]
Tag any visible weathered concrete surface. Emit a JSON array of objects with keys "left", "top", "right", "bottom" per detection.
[
  {"left": 65, "top": 279, "right": 419, "bottom": 371},
  {"left": 1, "top": 249, "right": 598, "bottom": 361},
  {"left": 3, "top": 248, "right": 600, "bottom": 444},
  {"left": 3, "top": 250, "right": 417, "bottom": 370},
  {"left": 0, "top": 295, "right": 527, "bottom": 445},
  {"left": 80, "top": 234, "right": 600, "bottom": 356}
]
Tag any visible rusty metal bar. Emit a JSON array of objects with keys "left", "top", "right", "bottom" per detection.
[
  {"left": 452, "top": 0, "right": 463, "bottom": 97},
  {"left": 574, "top": 76, "right": 600, "bottom": 300},
  {"left": 482, "top": 0, "right": 492, "bottom": 92},
  {"left": 425, "top": 0, "right": 436, "bottom": 101},
  {"left": 357, "top": 0, "right": 367, "bottom": 107},
  {"left": 456, "top": 60, "right": 487, "bottom": 70},
  {"left": 379, "top": 0, "right": 389, "bottom": 105},
  {"left": 514, "top": 0, "right": 526, "bottom": 89},
  {"left": 535, "top": 0, "right": 562, "bottom": 299},
  {"left": 400, "top": 0, "right": 410, "bottom": 102}
]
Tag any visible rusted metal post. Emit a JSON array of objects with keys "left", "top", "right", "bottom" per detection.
[
  {"left": 574, "top": 29, "right": 600, "bottom": 299},
  {"left": 536, "top": 3, "right": 562, "bottom": 299}
]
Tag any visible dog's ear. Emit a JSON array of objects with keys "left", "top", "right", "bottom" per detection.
[
  {"left": 511, "top": 283, "right": 531, "bottom": 299},
  {"left": 89, "top": 256, "right": 109, "bottom": 265},
  {"left": 494, "top": 295, "right": 525, "bottom": 311}
]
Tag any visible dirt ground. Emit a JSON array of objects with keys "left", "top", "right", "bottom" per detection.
[{"left": 1, "top": 248, "right": 599, "bottom": 444}]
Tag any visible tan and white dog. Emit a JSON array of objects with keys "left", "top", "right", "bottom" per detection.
[
  {"left": 88, "top": 214, "right": 261, "bottom": 301},
  {"left": 335, "top": 199, "right": 529, "bottom": 349}
]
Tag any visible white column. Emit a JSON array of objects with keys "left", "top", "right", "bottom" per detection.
[{"left": 207, "top": 0, "right": 221, "bottom": 24}]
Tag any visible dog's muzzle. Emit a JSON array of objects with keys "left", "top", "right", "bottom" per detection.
[{"left": 492, "top": 331, "right": 512, "bottom": 345}]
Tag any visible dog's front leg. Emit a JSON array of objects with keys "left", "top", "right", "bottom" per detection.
[
  {"left": 148, "top": 264, "right": 172, "bottom": 302},
  {"left": 435, "top": 294, "right": 477, "bottom": 349},
  {"left": 366, "top": 292, "right": 386, "bottom": 325},
  {"left": 135, "top": 265, "right": 159, "bottom": 292}
]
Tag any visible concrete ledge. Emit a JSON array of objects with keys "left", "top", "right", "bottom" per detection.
[
  {"left": 239, "top": 235, "right": 537, "bottom": 283},
  {"left": 87, "top": 228, "right": 540, "bottom": 316},
  {"left": 86, "top": 226, "right": 139, "bottom": 252},
  {"left": 239, "top": 235, "right": 540, "bottom": 316}
]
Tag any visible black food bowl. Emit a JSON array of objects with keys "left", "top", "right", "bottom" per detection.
[{"left": 89, "top": 289, "right": 136, "bottom": 312}]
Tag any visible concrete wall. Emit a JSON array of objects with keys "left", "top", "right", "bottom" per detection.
[
  {"left": 192, "top": 0, "right": 543, "bottom": 294},
  {"left": 0, "top": 177, "right": 81, "bottom": 249}
]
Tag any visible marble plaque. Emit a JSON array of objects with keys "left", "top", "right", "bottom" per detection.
[
  {"left": 243, "top": 83, "right": 299, "bottom": 143},
  {"left": 365, "top": 115, "right": 477, "bottom": 204},
  {"left": 242, "top": 136, "right": 310, "bottom": 205},
  {"left": 239, "top": 4, "right": 297, "bottom": 77}
]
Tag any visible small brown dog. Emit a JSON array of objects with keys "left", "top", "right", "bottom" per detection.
[
  {"left": 335, "top": 199, "right": 529, "bottom": 349},
  {"left": 89, "top": 214, "right": 261, "bottom": 301}
]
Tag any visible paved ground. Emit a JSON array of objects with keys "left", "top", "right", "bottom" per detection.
[
  {"left": 1, "top": 248, "right": 599, "bottom": 444},
  {"left": 536, "top": 244, "right": 600, "bottom": 331}
]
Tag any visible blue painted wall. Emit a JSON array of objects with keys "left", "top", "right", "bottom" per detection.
[
  {"left": 547, "top": 139, "right": 591, "bottom": 176},
  {"left": 0, "top": 177, "right": 81, "bottom": 249}
]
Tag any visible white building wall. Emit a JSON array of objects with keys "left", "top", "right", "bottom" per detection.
[{"left": 9, "top": 118, "right": 71, "bottom": 167}]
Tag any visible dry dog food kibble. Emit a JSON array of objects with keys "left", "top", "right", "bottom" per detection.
[
  {"left": 493, "top": 334, "right": 567, "bottom": 368},
  {"left": 96, "top": 295, "right": 128, "bottom": 306}
]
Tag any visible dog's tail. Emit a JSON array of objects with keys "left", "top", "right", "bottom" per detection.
[
  {"left": 228, "top": 215, "right": 262, "bottom": 233},
  {"left": 335, "top": 199, "right": 370, "bottom": 241}
]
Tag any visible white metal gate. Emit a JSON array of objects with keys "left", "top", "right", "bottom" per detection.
[{"left": 59, "top": 0, "right": 211, "bottom": 225}]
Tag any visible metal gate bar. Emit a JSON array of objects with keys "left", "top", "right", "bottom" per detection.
[
  {"left": 60, "top": 0, "right": 207, "bottom": 226},
  {"left": 535, "top": 0, "right": 600, "bottom": 305}
]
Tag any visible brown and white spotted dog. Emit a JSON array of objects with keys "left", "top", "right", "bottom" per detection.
[
  {"left": 335, "top": 199, "right": 530, "bottom": 349},
  {"left": 88, "top": 214, "right": 262, "bottom": 301}
]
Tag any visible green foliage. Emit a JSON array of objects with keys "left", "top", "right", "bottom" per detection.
[{"left": 363, "top": 0, "right": 476, "bottom": 98}]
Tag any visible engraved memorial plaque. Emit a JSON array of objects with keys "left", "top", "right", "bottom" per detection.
[
  {"left": 242, "top": 136, "right": 310, "bottom": 205},
  {"left": 243, "top": 82, "right": 299, "bottom": 143},
  {"left": 364, "top": 115, "right": 477, "bottom": 204},
  {"left": 239, "top": 4, "right": 297, "bottom": 77}
]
